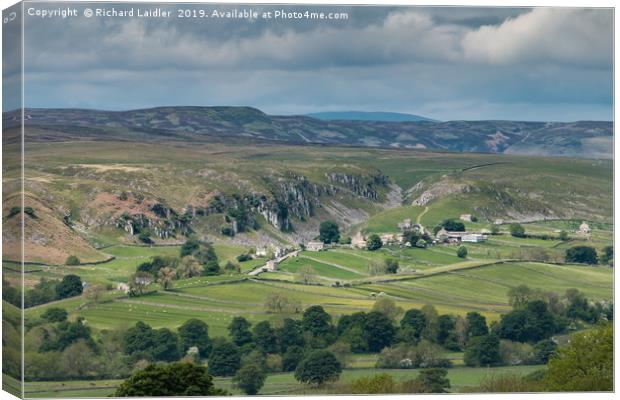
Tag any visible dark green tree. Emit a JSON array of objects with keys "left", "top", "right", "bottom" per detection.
[
  {"left": 65, "top": 255, "right": 80, "bottom": 266},
  {"left": 55, "top": 274, "right": 83, "bottom": 299},
  {"left": 282, "top": 345, "right": 305, "bottom": 372},
  {"left": 456, "top": 246, "right": 468, "bottom": 258},
  {"left": 180, "top": 238, "right": 200, "bottom": 257},
  {"left": 319, "top": 220, "right": 340, "bottom": 244},
  {"left": 115, "top": 362, "right": 226, "bottom": 396},
  {"left": 413, "top": 368, "right": 451, "bottom": 393},
  {"left": 565, "top": 246, "right": 598, "bottom": 264},
  {"left": 400, "top": 309, "right": 427, "bottom": 343},
  {"left": 253, "top": 321, "right": 278, "bottom": 354},
  {"left": 464, "top": 334, "right": 501, "bottom": 367},
  {"left": 534, "top": 339, "right": 558, "bottom": 364},
  {"left": 362, "top": 311, "right": 395, "bottom": 352},
  {"left": 228, "top": 317, "right": 253, "bottom": 347},
  {"left": 600, "top": 245, "right": 613, "bottom": 265},
  {"left": 277, "top": 318, "right": 305, "bottom": 351},
  {"left": 208, "top": 340, "right": 241, "bottom": 377},
  {"left": 39, "top": 317, "right": 94, "bottom": 352},
  {"left": 442, "top": 219, "right": 465, "bottom": 232},
  {"left": 41, "top": 307, "right": 68, "bottom": 323},
  {"left": 466, "top": 312, "right": 488, "bottom": 338},
  {"left": 366, "top": 234, "right": 383, "bottom": 251},
  {"left": 233, "top": 363, "right": 266, "bottom": 395},
  {"left": 384, "top": 259, "right": 399, "bottom": 274},
  {"left": 294, "top": 350, "right": 342, "bottom": 386},
  {"left": 178, "top": 319, "right": 212, "bottom": 358},
  {"left": 152, "top": 328, "right": 182, "bottom": 362},
  {"left": 509, "top": 223, "right": 526, "bottom": 238},
  {"left": 302, "top": 305, "right": 333, "bottom": 339},
  {"left": 498, "top": 300, "right": 556, "bottom": 343},
  {"left": 436, "top": 315, "right": 456, "bottom": 345},
  {"left": 123, "top": 321, "right": 156, "bottom": 357}
]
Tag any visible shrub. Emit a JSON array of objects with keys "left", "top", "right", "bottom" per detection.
[
  {"left": 366, "top": 234, "right": 382, "bottom": 251},
  {"left": 565, "top": 246, "right": 598, "bottom": 264},
  {"left": 509, "top": 223, "right": 525, "bottom": 238},
  {"left": 233, "top": 364, "right": 266, "bottom": 395},
  {"left": 457, "top": 246, "right": 467, "bottom": 258},
  {"left": 347, "top": 373, "right": 398, "bottom": 394},
  {"left": 65, "top": 255, "right": 80, "bottom": 266},
  {"left": 294, "top": 350, "right": 342, "bottom": 386}
]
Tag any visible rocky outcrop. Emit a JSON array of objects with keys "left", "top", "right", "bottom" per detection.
[{"left": 326, "top": 172, "right": 388, "bottom": 201}]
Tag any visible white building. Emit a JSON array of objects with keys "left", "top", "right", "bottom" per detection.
[
  {"left": 255, "top": 247, "right": 268, "bottom": 257},
  {"left": 397, "top": 219, "right": 412, "bottom": 230},
  {"left": 578, "top": 222, "right": 591, "bottom": 235},
  {"left": 461, "top": 234, "right": 486, "bottom": 243},
  {"left": 306, "top": 241, "right": 326, "bottom": 251},
  {"left": 266, "top": 259, "right": 279, "bottom": 271}
]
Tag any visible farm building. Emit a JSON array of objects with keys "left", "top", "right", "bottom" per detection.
[
  {"left": 306, "top": 241, "right": 326, "bottom": 251},
  {"left": 380, "top": 233, "right": 397, "bottom": 245},
  {"left": 266, "top": 259, "right": 279, "bottom": 271},
  {"left": 461, "top": 234, "right": 486, "bottom": 243},
  {"left": 397, "top": 218, "right": 412, "bottom": 230},
  {"left": 255, "top": 247, "right": 268, "bottom": 257},
  {"left": 578, "top": 222, "right": 591, "bottom": 235}
]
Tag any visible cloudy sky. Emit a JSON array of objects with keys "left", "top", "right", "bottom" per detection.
[{"left": 7, "top": 3, "right": 614, "bottom": 121}]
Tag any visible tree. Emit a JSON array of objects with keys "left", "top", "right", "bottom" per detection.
[
  {"left": 39, "top": 317, "right": 95, "bottom": 353},
  {"left": 456, "top": 246, "right": 468, "bottom": 258},
  {"left": 302, "top": 305, "right": 333, "bottom": 339},
  {"left": 41, "top": 307, "right": 68, "bottom": 323},
  {"left": 400, "top": 309, "right": 427, "bottom": 343},
  {"left": 498, "top": 300, "right": 556, "bottom": 343},
  {"left": 533, "top": 339, "right": 557, "bottom": 364},
  {"left": 203, "top": 260, "right": 220, "bottom": 276},
  {"left": 55, "top": 275, "right": 83, "bottom": 299},
  {"left": 319, "top": 220, "right": 340, "bottom": 244},
  {"left": 384, "top": 258, "right": 399, "bottom": 274},
  {"left": 233, "top": 363, "right": 266, "bottom": 395},
  {"left": 600, "top": 245, "right": 613, "bottom": 265},
  {"left": 65, "top": 255, "right": 80, "bottom": 266},
  {"left": 228, "top": 317, "right": 253, "bottom": 347},
  {"left": 442, "top": 219, "right": 465, "bottom": 232},
  {"left": 138, "top": 231, "right": 152, "bottom": 244},
  {"left": 180, "top": 238, "right": 200, "bottom": 257},
  {"left": 565, "top": 246, "right": 598, "bottom": 264},
  {"left": 277, "top": 318, "right": 305, "bottom": 351},
  {"left": 282, "top": 345, "right": 305, "bottom": 372},
  {"left": 371, "top": 298, "right": 403, "bottom": 321},
  {"left": 83, "top": 284, "right": 104, "bottom": 304},
  {"left": 296, "top": 265, "right": 317, "bottom": 285},
  {"left": 509, "top": 223, "right": 525, "bottom": 238},
  {"left": 208, "top": 340, "right": 241, "bottom": 376},
  {"left": 123, "top": 321, "right": 156, "bottom": 357},
  {"left": 264, "top": 292, "right": 301, "bottom": 314},
  {"left": 115, "top": 362, "right": 225, "bottom": 396},
  {"left": 412, "top": 368, "right": 451, "bottom": 393},
  {"left": 362, "top": 311, "right": 395, "bottom": 352},
  {"left": 152, "top": 328, "right": 182, "bottom": 362},
  {"left": 157, "top": 267, "right": 176, "bottom": 290},
  {"left": 366, "top": 234, "right": 383, "bottom": 251},
  {"left": 464, "top": 334, "right": 501, "bottom": 367},
  {"left": 129, "top": 271, "right": 151, "bottom": 296},
  {"left": 558, "top": 230, "right": 569, "bottom": 241},
  {"left": 178, "top": 319, "right": 212, "bottom": 358},
  {"left": 436, "top": 315, "right": 456, "bottom": 345},
  {"left": 253, "top": 321, "right": 278, "bottom": 354},
  {"left": 294, "top": 350, "right": 342, "bottom": 386},
  {"left": 178, "top": 256, "right": 202, "bottom": 278},
  {"left": 543, "top": 324, "right": 612, "bottom": 391},
  {"left": 466, "top": 312, "right": 488, "bottom": 338}
]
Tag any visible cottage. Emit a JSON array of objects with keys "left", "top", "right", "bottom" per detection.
[
  {"left": 397, "top": 218, "right": 412, "bottom": 230},
  {"left": 273, "top": 247, "right": 286, "bottom": 258},
  {"left": 306, "top": 241, "right": 326, "bottom": 251},
  {"left": 460, "top": 214, "right": 472, "bottom": 222},
  {"left": 462, "top": 234, "right": 486, "bottom": 243},
  {"left": 578, "top": 221, "right": 591, "bottom": 235},
  {"left": 255, "top": 247, "right": 268, "bottom": 257},
  {"left": 351, "top": 232, "right": 367, "bottom": 249},
  {"left": 380, "top": 233, "right": 396, "bottom": 245},
  {"left": 116, "top": 282, "right": 130, "bottom": 293}
]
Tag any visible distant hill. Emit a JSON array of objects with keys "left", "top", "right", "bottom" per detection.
[
  {"left": 306, "top": 111, "right": 436, "bottom": 122},
  {"left": 3, "top": 106, "right": 613, "bottom": 159}
]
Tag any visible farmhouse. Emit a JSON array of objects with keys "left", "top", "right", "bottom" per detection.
[
  {"left": 436, "top": 228, "right": 486, "bottom": 243},
  {"left": 380, "top": 233, "right": 397, "bottom": 245},
  {"left": 306, "top": 241, "right": 326, "bottom": 251},
  {"left": 578, "top": 221, "right": 591, "bottom": 235}
]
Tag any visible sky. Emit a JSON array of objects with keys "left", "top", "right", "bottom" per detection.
[{"left": 4, "top": 3, "right": 614, "bottom": 121}]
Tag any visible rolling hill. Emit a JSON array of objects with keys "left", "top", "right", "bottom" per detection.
[
  {"left": 3, "top": 106, "right": 613, "bottom": 159},
  {"left": 305, "top": 111, "right": 437, "bottom": 122}
]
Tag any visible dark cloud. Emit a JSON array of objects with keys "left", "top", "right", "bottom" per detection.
[{"left": 14, "top": 4, "right": 613, "bottom": 121}]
